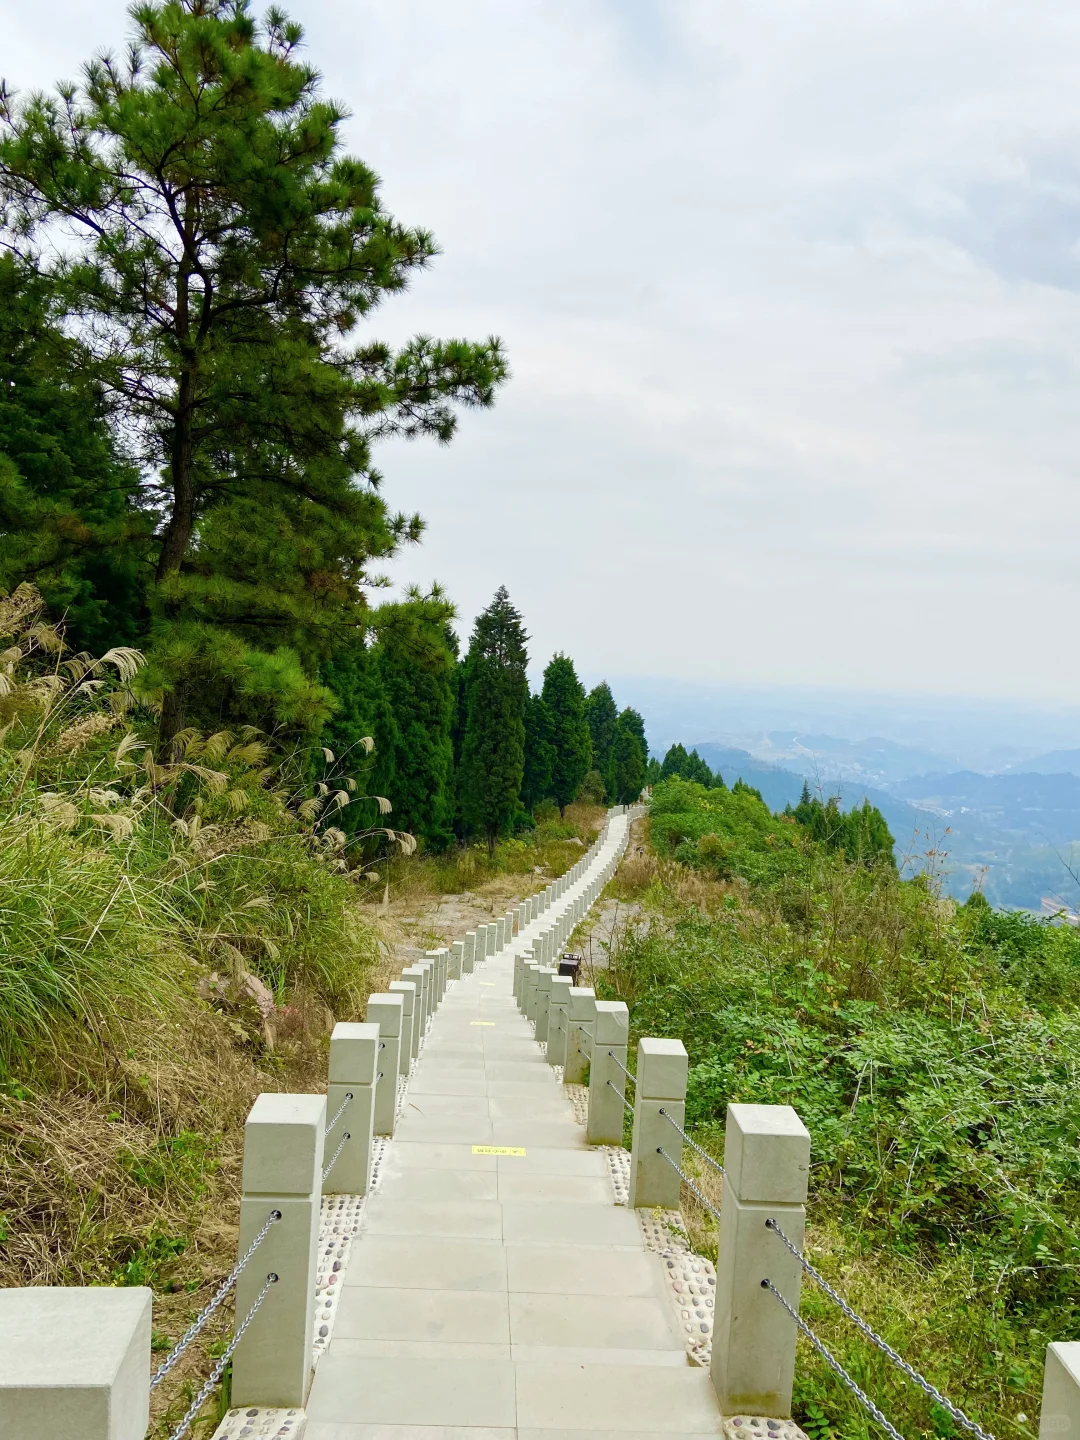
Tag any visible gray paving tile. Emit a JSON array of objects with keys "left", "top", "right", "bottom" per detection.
[
  {"left": 344, "top": 1236, "right": 507, "bottom": 1292},
  {"left": 497, "top": 1173, "right": 612, "bottom": 1205},
  {"left": 514, "top": 1362, "right": 722, "bottom": 1432},
  {"left": 495, "top": 1149, "right": 603, "bottom": 1177},
  {"left": 384, "top": 1142, "right": 497, "bottom": 1171},
  {"left": 502, "top": 1203, "right": 641, "bottom": 1245},
  {"left": 306, "top": 1427, "right": 514, "bottom": 1440},
  {"left": 376, "top": 1167, "right": 498, "bottom": 1202},
  {"left": 509, "top": 1292, "right": 684, "bottom": 1350},
  {"left": 333, "top": 1285, "right": 509, "bottom": 1342},
  {"left": 489, "top": 1121, "right": 585, "bottom": 1149},
  {"left": 506, "top": 1244, "right": 666, "bottom": 1297},
  {"left": 307, "top": 1354, "right": 516, "bottom": 1427},
  {"left": 361, "top": 1198, "right": 503, "bottom": 1239},
  {"left": 510, "top": 1345, "right": 689, "bottom": 1367}
]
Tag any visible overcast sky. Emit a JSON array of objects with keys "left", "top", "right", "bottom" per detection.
[{"left": 8, "top": 1, "right": 1080, "bottom": 704}]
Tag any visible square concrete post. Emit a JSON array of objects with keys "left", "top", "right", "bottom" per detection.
[
  {"left": 463, "top": 931, "right": 476, "bottom": 973},
  {"left": 565, "top": 987, "right": 596, "bottom": 1084},
  {"left": 326, "top": 1022, "right": 379, "bottom": 1195},
  {"left": 233, "top": 1092, "right": 324, "bottom": 1408},
  {"left": 401, "top": 966, "right": 425, "bottom": 1060},
  {"left": 523, "top": 962, "right": 541, "bottom": 1023},
  {"left": 0, "top": 1287, "right": 151, "bottom": 1440},
  {"left": 450, "top": 940, "right": 464, "bottom": 980},
  {"left": 486, "top": 922, "right": 497, "bottom": 957},
  {"left": 629, "top": 1038, "right": 689, "bottom": 1208},
  {"left": 388, "top": 982, "right": 416, "bottom": 1075},
  {"left": 506, "top": 908, "right": 516, "bottom": 937},
  {"left": 418, "top": 959, "right": 434, "bottom": 1030},
  {"left": 587, "top": 1001, "right": 630, "bottom": 1144},
  {"left": 711, "top": 1104, "right": 810, "bottom": 1420},
  {"left": 429, "top": 948, "right": 447, "bottom": 1002},
  {"left": 366, "top": 994, "right": 404, "bottom": 1137},
  {"left": 547, "top": 974, "right": 573, "bottom": 1066},
  {"left": 513, "top": 949, "right": 526, "bottom": 1001},
  {"left": 535, "top": 966, "right": 556, "bottom": 1042},
  {"left": 495, "top": 917, "right": 506, "bottom": 950},
  {"left": 473, "top": 924, "right": 488, "bottom": 964},
  {"left": 1041, "top": 1344, "right": 1080, "bottom": 1439}
]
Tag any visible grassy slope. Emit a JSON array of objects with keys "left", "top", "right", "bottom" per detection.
[{"left": 592, "top": 781, "right": 1080, "bottom": 1440}]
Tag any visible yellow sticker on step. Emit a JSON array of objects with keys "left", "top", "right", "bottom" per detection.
[
  {"left": 472, "top": 1145, "right": 526, "bottom": 1155},
  {"left": 480, "top": 982, "right": 496, "bottom": 987},
  {"left": 470, "top": 1020, "right": 496, "bottom": 1026}
]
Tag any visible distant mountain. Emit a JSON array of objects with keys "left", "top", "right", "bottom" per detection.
[
  {"left": 1006, "top": 749, "right": 1080, "bottom": 777},
  {"left": 730, "top": 731, "right": 957, "bottom": 788}
]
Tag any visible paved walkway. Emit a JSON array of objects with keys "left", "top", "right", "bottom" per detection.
[{"left": 306, "top": 818, "right": 725, "bottom": 1439}]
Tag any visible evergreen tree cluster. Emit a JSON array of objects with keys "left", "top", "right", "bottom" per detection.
[{"left": 787, "top": 783, "right": 896, "bottom": 868}]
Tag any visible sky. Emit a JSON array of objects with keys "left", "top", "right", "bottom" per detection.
[{"left": 8, "top": 0, "right": 1080, "bottom": 710}]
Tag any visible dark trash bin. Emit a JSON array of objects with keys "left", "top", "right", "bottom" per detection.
[{"left": 558, "top": 954, "right": 581, "bottom": 984}]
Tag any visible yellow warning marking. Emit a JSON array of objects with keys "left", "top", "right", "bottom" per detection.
[
  {"left": 470, "top": 1020, "right": 496, "bottom": 1026},
  {"left": 480, "top": 982, "right": 496, "bottom": 987},
  {"left": 472, "top": 1145, "right": 526, "bottom": 1155}
]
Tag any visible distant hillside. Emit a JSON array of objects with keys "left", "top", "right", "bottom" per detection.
[
  {"left": 729, "top": 731, "right": 957, "bottom": 787},
  {"left": 1006, "top": 749, "right": 1080, "bottom": 777}
]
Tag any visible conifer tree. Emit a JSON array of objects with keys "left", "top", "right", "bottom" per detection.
[
  {"left": 610, "top": 708, "right": 647, "bottom": 804},
  {"left": 522, "top": 692, "right": 556, "bottom": 811},
  {"left": 458, "top": 588, "right": 528, "bottom": 850},
  {"left": 584, "top": 682, "right": 618, "bottom": 798},
  {"left": 541, "top": 654, "right": 592, "bottom": 814},
  {"left": 0, "top": 0, "right": 507, "bottom": 746}
]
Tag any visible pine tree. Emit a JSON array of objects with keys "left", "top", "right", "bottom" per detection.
[
  {"left": 0, "top": 0, "right": 507, "bottom": 746},
  {"left": 584, "top": 682, "right": 618, "bottom": 799},
  {"left": 0, "top": 256, "right": 152, "bottom": 652},
  {"left": 610, "top": 708, "right": 647, "bottom": 804},
  {"left": 522, "top": 692, "right": 556, "bottom": 811},
  {"left": 541, "top": 654, "right": 592, "bottom": 815},
  {"left": 458, "top": 588, "right": 529, "bottom": 850}
]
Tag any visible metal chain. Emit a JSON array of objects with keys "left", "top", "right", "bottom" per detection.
[
  {"left": 762, "top": 1280, "right": 906, "bottom": 1440},
  {"left": 324, "top": 1092, "right": 353, "bottom": 1137},
  {"left": 658, "top": 1107, "right": 726, "bottom": 1177},
  {"left": 607, "top": 1050, "right": 636, "bottom": 1083},
  {"left": 765, "top": 1219, "right": 995, "bottom": 1440},
  {"left": 607, "top": 1078, "right": 634, "bottom": 1113},
  {"left": 322, "top": 1130, "right": 351, "bottom": 1183},
  {"left": 167, "top": 1273, "right": 278, "bottom": 1440},
  {"left": 656, "top": 1146, "right": 723, "bottom": 1225},
  {"left": 150, "top": 1209, "right": 280, "bottom": 1390}
]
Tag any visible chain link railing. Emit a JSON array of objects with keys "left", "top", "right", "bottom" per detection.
[
  {"left": 167, "top": 1272, "right": 278, "bottom": 1440},
  {"left": 658, "top": 1106, "right": 726, "bottom": 1178},
  {"left": 322, "top": 1128, "right": 351, "bottom": 1183},
  {"left": 149, "top": 1208, "right": 280, "bottom": 1391},
  {"left": 607, "top": 1078, "right": 634, "bottom": 1113},
  {"left": 656, "top": 1145, "right": 724, "bottom": 1223},
  {"left": 607, "top": 1050, "right": 635, "bottom": 1083},
  {"left": 765, "top": 1217, "right": 996, "bottom": 1440},
  {"left": 324, "top": 1091, "right": 353, "bottom": 1137},
  {"left": 762, "top": 1280, "right": 905, "bottom": 1440}
]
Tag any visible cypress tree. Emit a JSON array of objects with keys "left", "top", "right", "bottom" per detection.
[
  {"left": 584, "top": 682, "right": 618, "bottom": 799},
  {"left": 522, "top": 692, "right": 556, "bottom": 811},
  {"left": 458, "top": 588, "right": 529, "bottom": 851},
  {"left": 610, "top": 708, "right": 647, "bottom": 804},
  {"left": 541, "top": 654, "right": 592, "bottom": 815}
]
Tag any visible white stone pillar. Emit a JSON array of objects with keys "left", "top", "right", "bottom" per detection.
[
  {"left": 535, "top": 966, "right": 556, "bottom": 1042},
  {"left": 450, "top": 939, "right": 465, "bottom": 980},
  {"left": 513, "top": 948, "right": 526, "bottom": 1001},
  {"left": 366, "top": 994, "right": 404, "bottom": 1137},
  {"left": 233, "top": 1092, "right": 324, "bottom": 1408},
  {"left": 463, "top": 931, "right": 476, "bottom": 973},
  {"left": 587, "top": 1001, "right": 630, "bottom": 1144},
  {"left": 1041, "top": 1344, "right": 1080, "bottom": 1439},
  {"left": 0, "top": 1287, "right": 151, "bottom": 1440},
  {"left": 486, "top": 922, "right": 497, "bottom": 957},
  {"left": 565, "top": 986, "right": 596, "bottom": 1084},
  {"left": 388, "top": 982, "right": 416, "bottom": 1074},
  {"left": 523, "top": 962, "right": 541, "bottom": 1023},
  {"left": 629, "top": 1038, "right": 688, "bottom": 1208},
  {"left": 711, "top": 1104, "right": 810, "bottom": 1420},
  {"left": 400, "top": 966, "right": 425, "bottom": 1060},
  {"left": 325, "top": 1022, "right": 379, "bottom": 1195},
  {"left": 418, "top": 959, "right": 434, "bottom": 1029},
  {"left": 547, "top": 975, "right": 573, "bottom": 1066}
]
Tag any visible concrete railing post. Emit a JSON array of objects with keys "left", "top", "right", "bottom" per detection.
[
  {"left": 586, "top": 1001, "right": 629, "bottom": 1144},
  {"left": 565, "top": 987, "right": 595, "bottom": 1084},
  {"left": 534, "top": 966, "right": 556, "bottom": 1042},
  {"left": 628, "top": 1038, "right": 688, "bottom": 1208},
  {"left": 547, "top": 974, "right": 573, "bottom": 1067},
  {"left": 325, "top": 1022, "right": 379, "bottom": 1195},
  {"left": 513, "top": 949, "right": 526, "bottom": 1001},
  {"left": 450, "top": 939, "right": 465, "bottom": 980},
  {"left": 485, "top": 922, "right": 497, "bottom": 958},
  {"left": 463, "top": 931, "right": 477, "bottom": 973},
  {"left": 711, "top": 1103, "right": 810, "bottom": 1420},
  {"left": 366, "top": 994, "right": 404, "bottom": 1137},
  {"left": 1040, "top": 1344, "right": 1080, "bottom": 1439},
  {"left": 388, "top": 981, "right": 417, "bottom": 1074},
  {"left": 0, "top": 1288, "right": 151, "bottom": 1439},
  {"left": 401, "top": 966, "right": 425, "bottom": 1061},
  {"left": 232, "top": 1093, "right": 324, "bottom": 1408}
]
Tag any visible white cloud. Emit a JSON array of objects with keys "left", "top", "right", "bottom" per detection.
[{"left": 8, "top": 0, "right": 1080, "bottom": 700}]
